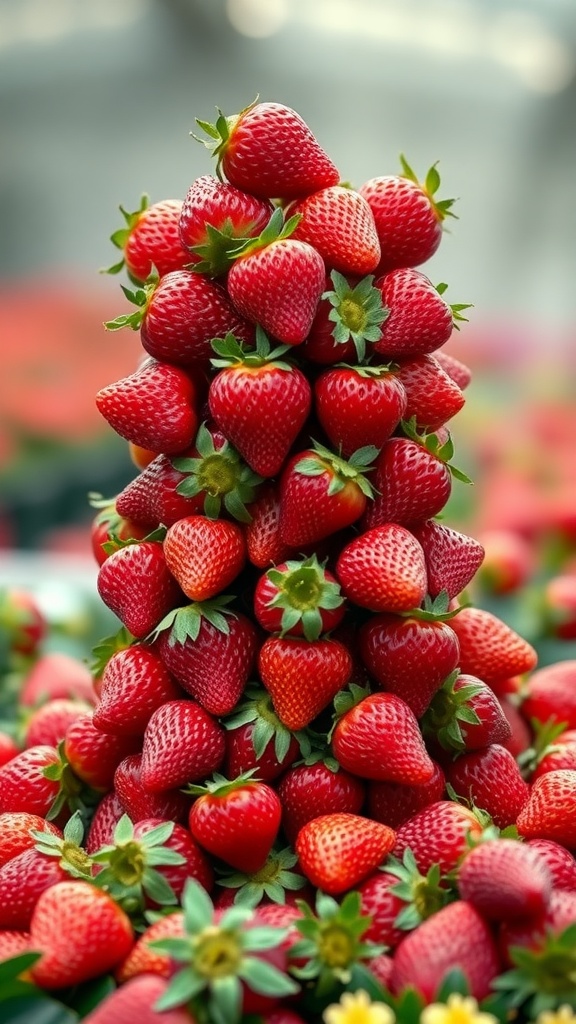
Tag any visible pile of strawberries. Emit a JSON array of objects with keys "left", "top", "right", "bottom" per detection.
[{"left": 1, "top": 100, "right": 576, "bottom": 1024}]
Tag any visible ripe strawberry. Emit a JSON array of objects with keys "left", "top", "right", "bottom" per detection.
[
  {"left": 359, "top": 157, "right": 456, "bottom": 273},
  {"left": 153, "top": 603, "right": 258, "bottom": 716},
  {"left": 475, "top": 528, "right": 535, "bottom": 596},
  {"left": 163, "top": 515, "right": 246, "bottom": 603},
  {"left": 393, "top": 800, "right": 484, "bottom": 875},
  {"left": 226, "top": 209, "right": 325, "bottom": 345},
  {"left": 542, "top": 573, "right": 576, "bottom": 640},
  {"left": 449, "top": 606, "right": 538, "bottom": 688},
  {"left": 97, "top": 540, "right": 182, "bottom": 639},
  {"left": 222, "top": 686, "right": 302, "bottom": 783},
  {"left": 0, "top": 931, "right": 30, "bottom": 963},
  {"left": 295, "top": 812, "right": 396, "bottom": 895},
  {"left": 129, "top": 441, "right": 159, "bottom": 470},
  {"left": 244, "top": 483, "right": 294, "bottom": 568},
  {"left": 93, "top": 645, "right": 182, "bottom": 737},
  {"left": 96, "top": 357, "right": 199, "bottom": 455},
  {"left": 0, "top": 732, "right": 19, "bottom": 768},
  {"left": 434, "top": 349, "right": 472, "bottom": 390},
  {"left": 359, "top": 611, "right": 461, "bottom": 717},
  {"left": 0, "top": 845, "right": 74, "bottom": 930},
  {"left": 208, "top": 328, "right": 312, "bottom": 477},
  {"left": 188, "top": 773, "right": 282, "bottom": 874},
  {"left": 446, "top": 744, "right": 530, "bottom": 828},
  {"left": 410, "top": 520, "right": 485, "bottom": 600},
  {"left": 277, "top": 760, "right": 365, "bottom": 846},
  {"left": 278, "top": 442, "right": 377, "bottom": 548},
  {"left": 114, "top": 754, "right": 191, "bottom": 825},
  {"left": 530, "top": 728, "right": 576, "bottom": 781},
  {"left": 367, "top": 762, "right": 446, "bottom": 829},
  {"left": 524, "top": 838, "right": 576, "bottom": 891},
  {"left": 0, "top": 811, "right": 61, "bottom": 868},
  {"left": 520, "top": 660, "right": 576, "bottom": 730},
  {"left": 64, "top": 713, "right": 140, "bottom": 791},
  {"left": 336, "top": 524, "right": 428, "bottom": 614},
  {"left": 421, "top": 672, "right": 512, "bottom": 754},
  {"left": 116, "top": 910, "right": 185, "bottom": 982},
  {"left": 288, "top": 185, "right": 381, "bottom": 275},
  {"left": 140, "top": 699, "right": 226, "bottom": 792},
  {"left": 516, "top": 769, "right": 576, "bottom": 848},
  {"left": 331, "top": 690, "right": 435, "bottom": 784},
  {"left": 253, "top": 553, "right": 345, "bottom": 641},
  {"left": 457, "top": 838, "right": 551, "bottom": 921},
  {"left": 499, "top": 694, "right": 533, "bottom": 759},
  {"left": 29, "top": 880, "right": 134, "bottom": 989},
  {"left": 105, "top": 195, "right": 189, "bottom": 283},
  {"left": 0, "top": 587, "right": 46, "bottom": 656},
  {"left": 395, "top": 353, "right": 466, "bottom": 431},
  {"left": 196, "top": 100, "right": 340, "bottom": 199},
  {"left": 302, "top": 271, "right": 389, "bottom": 364},
  {"left": 84, "top": 973, "right": 194, "bottom": 1024},
  {"left": 314, "top": 363, "right": 407, "bottom": 458},
  {"left": 0, "top": 745, "right": 60, "bottom": 817},
  {"left": 24, "top": 697, "right": 92, "bottom": 749},
  {"left": 374, "top": 270, "right": 467, "bottom": 359},
  {"left": 180, "top": 173, "right": 274, "bottom": 275},
  {"left": 85, "top": 791, "right": 125, "bottom": 853},
  {"left": 258, "top": 635, "right": 352, "bottom": 731},
  {"left": 90, "top": 501, "right": 150, "bottom": 564},
  {"left": 19, "top": 651, "right": 95, "bottom": 707},
  {"left": 390, "top": 899, "right": 500, "bottom": 1002}
]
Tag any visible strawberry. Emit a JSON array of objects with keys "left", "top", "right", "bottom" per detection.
[
  {"left": 288, "top": 185, "right": 381, "bottom": 275},
  {"left": 531, "top": 729, "right": 576, "bottom": 779},
  {"left": 226, "top": 209, "right": 326, "bottom": 345},
  {"left": 302, "top": 271, "right": 389, "bottom": 364},
  {"left": 335, "top": 524, "right": 428, "bottom": 613},
  {"left": 0, "top": 745, "right": 60, "bottom": 817},
  {"left": 278, "top": 442, "right": 377, "bottom": 547},
  {"left": 446, "top": 744, "right": 530, "bottom": 828},
  {"left": 114, "top": 453, "right": 205, "bottom": 530},
  {"left": 97, "top": 540, "right": 182, "bottom": 639},
  {"left": 84, "top": 973, "right": 194, "bottom": 1024},
  {"left": 542, "top": 573, "right": 576, "bottom": 639},
  {"left": 359, "top": 850, "right": 452, "bottom": 949},
  {"left": 0, "top": 811, "right": 61, "bottom": 868},
  {"left": 253, "top": 553, "right": 345, "bottom": 641},
  {"left": 314, "top": 363, "right": 407, "bottom": 458},
  {"left": 497, "top": 888, "right": 576, "bottom": 967},
  {"left": 434, "top": 349, "right": 472, "bottom": 390},
  {"left": 114, "top": 754, "right": 191, "bottom": 825},
  {"left": 359, "top": 157, "right": 456, "bottom": 273},
  {"left": 244, "top": 482, "right": 294, "bottom": 568},
  {"left": 390, "top": 899, "right": 500, "bottom": 1002},
  {"left": 0, "top": 931, "right": 30, "bottom": 963},
  {"left": 0, "top": 732, "right": 19, "bottom": 768},
  {"left": 359, "top": 610, "right": 461, "bottom": 717},
  {"left": 163, "top": 515, "right": 246, "bottom": 603},
  {"left": 223, "top": 686, "right": 303, "bottom": 783},
  {"left": 516, "top": 769, "right": 576, "bottom": 848},
  {"left": 90, "top": 501, "right": 150, "bottom": 564},
  {"left": 195, "top": 100, "right": 340, "bottom": 199},
  {"left": 367, "top": 762, "right": 446, "bottom": 829},
  {"left": 395, "top": 353, "right": 466, "bottom": 431},
  {"left": 258, "top": 635, "right": 352, "bottom": 731},
  {"left": 208, "top": 328, "right": 312, "bottom": 477},
  {"left": 107, "top": 269, "right": 254, "bottom": 367},
  {"left": 374, "top": 270, "right": 467, "bottom": 359},
  {"left": 116, "top": 910, "right": 185, "bottom": 982},
  {"left": 475, "top": 528, "right": 535, "bottom": 596},
  {"left": 449, "top": 606, "right": 538, "bottom": 688},
  {"left": 421, "top": 671, "right": 512, "bottom": 754},
  {"left": 295, "top": 812, "right": 396, "bottom": 895},
  {"left": 153, "top": 603, "right": 258, "bottom": 716},
  {"left": 180, "top": 173, "right": 274, "bottom": 275},
  {"left": 105, "top": 195, "right": 189, "bottom": 283},
  {"left": 95, "top": 357, "right": 199, "bottom": 455},
  {"left": 0, "top": 587, "right": 46, "bottom": 656},
  {"left": 93, "top": 645, "right": 182, "bottom": 736},
  {"left": 276, "top": 760, "right": 365, "bottom": 846},
  {"left": 187, "top": 773, "right": 282, "bottom": 874},
  {"left": 24, "top": 697, "right": 92, "bottom": 749},
  {"left": 457, "top": 838, "right": 551, "bottom": 921},
  {"left": 129, "top": 441, "right": 159, "bottom": 470},
  {"left": 524, "top": 839, "right": 576, "bottom": 891},
  {"left": 410, "top": 520, "right": 485, "bottom": 600},
  {"left": 29, "top": 880, "right": 134, "bottom": 989},
  {"left": 85, "top": 791, "right": 125, "bottom": 854},
  {"left": 520, "top": 660, "right": 576, "bottom": 730},
  {"left": 392, "top": 800, "right": 484, "bottom": 875},
  {"left": 140, "top": 699, "right": 226, "bottom": 792},
  {"left": 331, "top": 689, "right": 435, "bottom": 784},
  {"left": 64, "top": 713, "right": 140, "bottom": 791},
  {"left": 19, "top": 651, "right": 95, "bottom": 707}
]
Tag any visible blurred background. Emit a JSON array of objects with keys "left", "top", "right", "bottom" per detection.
[{"left": 1, "top": 0, "right": 575, "bottom": 655}]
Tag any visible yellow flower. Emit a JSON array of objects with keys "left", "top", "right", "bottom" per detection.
[
  {"left": 420, "top": 993, "right": 498, "bottom": 1024},
  {"left": 323, "top": 988, "right": 396, "bottom": 1024},
  {"left": 535, "top": 1007, "right": 576, "bottom": 1024}
]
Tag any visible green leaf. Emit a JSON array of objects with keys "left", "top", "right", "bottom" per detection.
[
  {"left": 153, "top": 967, "right": 205, "bottom": 1011},
  {"left": 181, "top": 878, "right": 214, "bottom": 933},
  {"left": 0, "top": 996, "right": 79, "bottom": 1024},
  {"left": 138, "top": 821, "right": 174, "bottom": 848},
  {"left": 112, "top": 814, "right": 134, "bottom": 846},
  {"left": 239, "top": 956, "right": 299, "bottom": 997},
  {"left": 210, "top": 975, "right": 242, "bottom": 1024}
]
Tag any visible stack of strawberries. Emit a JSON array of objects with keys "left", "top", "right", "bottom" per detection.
[{"left": 1, "top": 100, "right": 576, "bottom": 1024}]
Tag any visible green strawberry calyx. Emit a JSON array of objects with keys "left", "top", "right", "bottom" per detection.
[
  {"left": 398, "top": 590, "right": 466, "bottom": 624},
  {"left": 516, "top": 718, "right": 569, "bottom": 780},
  {"left": 150, "top": 877, "right": 299, "bottom": 1019},
  {"left": 400, "top": 155, "right": 458, "bottom": 223},
  {"left": 263, "top": 553, "right": 345, "bottom": 642},
  {"left": 148, "top": 596, "right": 238, "bottom": 645},
  {"left": 90, "top": 625, "right": 135, "bottom": 679},
  {"left": 492, "top": 922, "right": 576, "bottom": 1018},
  {"left": 401, "top": 417, "right": 472, "bottom": 484},
  {"left": 103, "top": 271, "right": 158, "bottom": 332},
  {"left": 42, "top": 741, "right": 102, "bottom": 825},
  {"left": 291, "top": 889, "right": 384, "bottom": 989},
  {"left": 225, "top": 206, "right": 301, "bottom": 262},
  {"left": 101, "top": 193, "right": 149, "bottom": 278},
  {"left": 215, "top": 845, "right": 307, "bottom": 908},
  {"left": 295, "top": 440, "right": 379, "bottom": 500},
  {"left": 435, "top": 281, "right": 473, "bottom": 329},
  {"left": 211, "top": 325, "right": 294, "bottom": 371},
  {"left": 383, "top": 847, "right": 455, "bottom": 929},
  {"left": 323, "top": 270, "right": 390, "bottom": 363},
  {"left": 327, "top": 683, "right": 372, "bottom": 743},
  {"left": 91, "top": 814, "right": 185, "bottom": 915},
  {"left": 193, "top": 98, "right": 259, "bottom": 178},
  {"left": 173, "top": 422, "right": 263, "bottom": 524},
  {"left": 187, "top": 218, "right": 263, "bottom": 277},
  {"left": 31, "top": 810, "right": 93, "bottom": 880},
  {"left": 184, "top": 769, "right": 262, "bottom": 800},
  {"left": 420, "top": 670, "right": 484, "bottom": 752},
  {"left": 223, "top": 683, "right": 311, "bottom": 764}
]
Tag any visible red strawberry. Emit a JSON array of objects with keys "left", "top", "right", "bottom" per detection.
[
  {"left": 188, "top": 774, "right": 282, "bottom": 874},
  {"left": 90, "top": 501, "right": 150, "bottom": 564},
  {"left": 476, "top": 528, "right": 535, "bottom": 596},
  {"left": 0, "top": 845, "right": 73, "bottom": 930},
  {"left": 223, "top": 687, "right": 302, "bottom": 783},
  {"left": 359, "top": 157, "right": 456, "bottom": 273},
  {"left": 208, "top": 329, "right": 312, "bottom": 477},
  {"left": 163, "top": 515, "right": 246, "bottom": 603},
  {"left": 520, "top": 660, "right": 576, "bottom": 730},
  {"left": 498, "top": 889, "right": 576, "bottom": 976},
  {"left": 114, "top": 754, "right": 191, "bottom": 825},
  {"left": 258, "top": 635, "right": 352, "bottom": 731},
  {"left": 374, "top": 270, "right": 467, "bottom": 359},
  {"left": 421, "top": 672, "right": 512, "bottom": 754},
  {"left": 180, "top": 173, "right": 274, "bottom": 275},
  {"left": 302, "top": 271, "right": 389, "bottom": 365},
  {"left": 543, "top": 573, "right": 576, "bottom": 640},
  {"left": 196, "top": 100, "right": 340, "bottom": 199},
  {"left": 367, "top": 762, "right": 446, "bottom": 829},
  {"left": 116, "top": 910, "right": 185, "bottom": 982},
  {"left": 0, "top": 811, "right": 61, "bottom": 868},
  {"left": 278, "top": 442, "right": 377, "bottom": 548},
  {"left": 0, "top": 587, "right": 47, "bottom": 656},
  {"left": 411, "top": 520, "right": 485, "bottom": 600},
  {"left": 0, "top": 733, "right": 19, "bottom": 768},
  {"left": 115, "top": 453, "right": 205, "bottom": 531},
  {"left": 253, "top": 554, "right": 345, "bottom": 641},
  {"left": 532, "top": 729, "right": 576, "bottom": 779},
  {"left": 244, "top": 483, "right": 294, "bottom": 569},
  {"left": 449, "top": 606, "right": 538, "bottom": 688},
  {"left": 517, "top": 769, "right": 576, "bottom": 848},
  {"left": 97, "top": 540, "right": 182, "bottom": 639},
  {"left": 0, "top": 931, "right": 30, "bottom": 962},
  {"left": 64, "top": 714, "right": 140, "bottom": 791},
  {"left": 153, "top": 603, "right": 258, "bottom": 716},
  {"left": 524, "top": 838, "right": 576, "bottom": 891},
  {"left": 446, "top": 744, "right": 530, "bottom": 828},
  {"left": 0, "top": 745, "right": 60, "bottom": 817},
  {"left": 226, "top": 209, "right": 325, "bottom": 345},
  {"left": 93, "top": 645, "right": 182, "bottom": 736},
  {"left": 84, "top": 973, "right": 194, "bottom": 1024},
  {"left": 314, "top": 364, "right": 407, "bottom": 458},
  {"left": 277, "top": 760, "right": 365, "bottom": 847},
  {"left": 434, "top": 349, "right": 472, "bottom": 390},
  {"left": 393, "top": 800, "right": 484, "bottom": 875},
  {"left": 140, "top": 700, "right": 226, "bottom": 792},
  {"left": 29, "top": 880, "right": 134, "bottom": 989},
  {"left": 390, "top": 899, "right": 500, "bottom": 1002},
  {"left": 395, "top": 353, "right": 466, "bottom": 431},
  {"left": 105, "top": 195, "right": 189, "bottom": 283},
  {"left": 336, "top": 524, "right": 428, "bottom": 614},
  {"left": 19, "top": 651, "right": 95, "bottom": 707},
  {"left": 359, "top": 611, "right": 460, "bottom": 717},
  {"left": 96, "top": 358, "right": 199, "bottom": 455},
  {"left": 289, "top": 186, "right": 381, "bottom": 275},
  {"left": 457, "top": 838, "right": 551, "bottom": 921},
  {"left": 331, "top": 690, "right": 435, "bottom": 784},
  {"left": 24, "top": 698, "right": 92, "bottom": 749},
  {"left": 85, "top": 791, "right": 125, "bottom": 854},
  {"left": 295, "top": 812, "right": 395, "bottom": 895}
]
